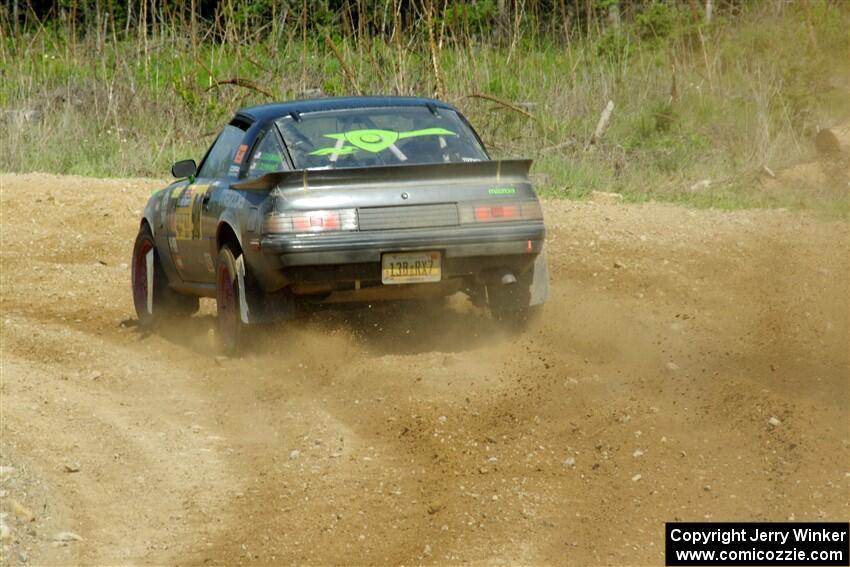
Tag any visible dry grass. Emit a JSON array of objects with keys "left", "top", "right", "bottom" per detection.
[{"left": 0, "top": 1, "right": 847, "bottom": 213}]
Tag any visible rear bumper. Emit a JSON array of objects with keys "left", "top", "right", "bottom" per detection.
[{"left": 260, "top": 221, "right": 546, "bottom": 266}]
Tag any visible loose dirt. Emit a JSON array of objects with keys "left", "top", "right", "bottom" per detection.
[{"left": 1, "top": 173, "right": 848, "bottom": 565}]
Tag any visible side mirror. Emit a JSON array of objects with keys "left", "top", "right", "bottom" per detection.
[{"left": 171, "top": 159, "right": 197, "bottom": 179}]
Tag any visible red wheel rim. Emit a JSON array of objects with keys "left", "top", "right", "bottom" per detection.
[
  {"left": 217, "top": 262, "right": 238, "bottom": 345},
  {"left": 133, "top": 239, "right": 154, "bottom": 316}
]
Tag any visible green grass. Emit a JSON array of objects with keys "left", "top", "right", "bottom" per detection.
[{"left": 0, "top": 1, "right": 847, "bottom": 215}]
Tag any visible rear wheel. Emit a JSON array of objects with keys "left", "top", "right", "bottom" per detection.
[
  {"left": 131, "top": 223, "right": 198, "bottom": 327},
  {"left": 216, "top": 245, "right": 248, "bottom": 353}
]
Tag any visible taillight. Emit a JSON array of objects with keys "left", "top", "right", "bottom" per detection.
[
  {"left": 475, "top": 205, "right": 519, "bottom": 221},
  {"left": 264, "top": 209, "right": 358, "bottom": 234},
  {"left": 461, "top": 201, "right": 543, "bottom": 224},
  {"left": 292, "top": 211, "right": 341, "bottom": 231}
]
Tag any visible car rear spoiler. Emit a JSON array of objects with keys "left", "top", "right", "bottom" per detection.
[{"left": 230, "top": 159, "right": 533, "bottom": 192}]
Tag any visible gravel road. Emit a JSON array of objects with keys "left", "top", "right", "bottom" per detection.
[{"left": 1, "top": 173, "right": 847, "bottom": 565}]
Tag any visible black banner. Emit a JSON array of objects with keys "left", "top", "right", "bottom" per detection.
[{"left": 666, "top": 522, "right": 849, "bottom": 566}]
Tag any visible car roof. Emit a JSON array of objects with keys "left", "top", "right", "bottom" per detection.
[{"left": 238, "top": 96, "right": 457, "bottom": 123}]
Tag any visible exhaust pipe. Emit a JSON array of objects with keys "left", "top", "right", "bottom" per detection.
[
  {"left": 477, "top": 268, "right": 518, "bottom": 286},
  {"left": 500, "top": 271, "right": 517, "bottom": 286}
]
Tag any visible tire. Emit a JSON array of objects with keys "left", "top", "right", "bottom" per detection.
[
  {"left": 216, "top": 244, "right": 248, "bottom": 354},
  {"left": 131, "top": 223, "right": 198, "bottom": 327}
]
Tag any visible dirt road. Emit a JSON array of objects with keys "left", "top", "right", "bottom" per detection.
[{"left": 1, "top": 173, "right": 848, "bottom": 566}]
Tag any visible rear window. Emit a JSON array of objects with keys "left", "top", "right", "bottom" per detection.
[{"left": 276, "top": 106, "right": 488, "bottom": 169}]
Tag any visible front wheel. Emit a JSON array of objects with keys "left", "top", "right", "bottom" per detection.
[{"left": 131, "top": 223, "right": 198, "bottom": 327}]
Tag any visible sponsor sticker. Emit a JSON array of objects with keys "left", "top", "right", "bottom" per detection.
[
  {"left": 175, "top": 185, "right": 209, "bottom": 240},
  {"left": 309, "top": 128, "right": 457, "bottom": 158},
  {"left": 222, "top": 191, "right": 246, "bottom": 208},
  {"left": 175, "top": 187, "right": 195, "bottom": 239},
  {"left": 233, "top": 144, "right": 248, "bottom": 164}
]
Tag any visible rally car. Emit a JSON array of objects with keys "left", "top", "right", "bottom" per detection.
[{"left": 131, "top": 96, "right": 548, "bottom": 351}]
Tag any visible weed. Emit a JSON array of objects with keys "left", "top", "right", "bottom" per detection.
[{"left": 0, "top": 1, "right": 846, "bottom": 215}]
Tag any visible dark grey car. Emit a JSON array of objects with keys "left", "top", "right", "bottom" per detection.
[{"left": 131, "top": 96, "right": 548, "bottom": 351}]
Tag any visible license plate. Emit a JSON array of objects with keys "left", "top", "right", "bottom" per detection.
[{"left": 381, "top": 251, "right": 441, "bottom": 284}]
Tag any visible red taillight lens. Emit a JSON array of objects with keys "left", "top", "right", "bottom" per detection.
[
  {"left": 263, "top": 209, "right": 358, "bottom": 234},
  {"left": 291, "top": 217, "right": 309, "bottom": 231},
  {"left": 475, "top": 205, "right": 519, "bottom": 222},
  {"left": 292, "top": 211, "right": 341, "bottom": 231},
  {"left": 460, "top": 201, "right": 542, "bottom": 224}
]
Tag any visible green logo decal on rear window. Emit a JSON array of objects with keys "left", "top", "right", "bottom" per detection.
[
  {"left": 309, "top": 128, "right": 457, "bottom": 157},
  {"left": 488, "top": 187, "right": 516, "bottom": 195}
]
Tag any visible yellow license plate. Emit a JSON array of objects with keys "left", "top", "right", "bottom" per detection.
[{"left": 381, "top": 251, "right": 441, "bottom": 284}]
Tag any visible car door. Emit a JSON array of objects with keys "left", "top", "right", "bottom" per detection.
[{"left": 172, "top": 122, "right": 249, "bottom": 283}]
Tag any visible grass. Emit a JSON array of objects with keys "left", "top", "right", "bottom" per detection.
[{"left": 0, "top": 1, "right": 847, "bottom": 215}]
